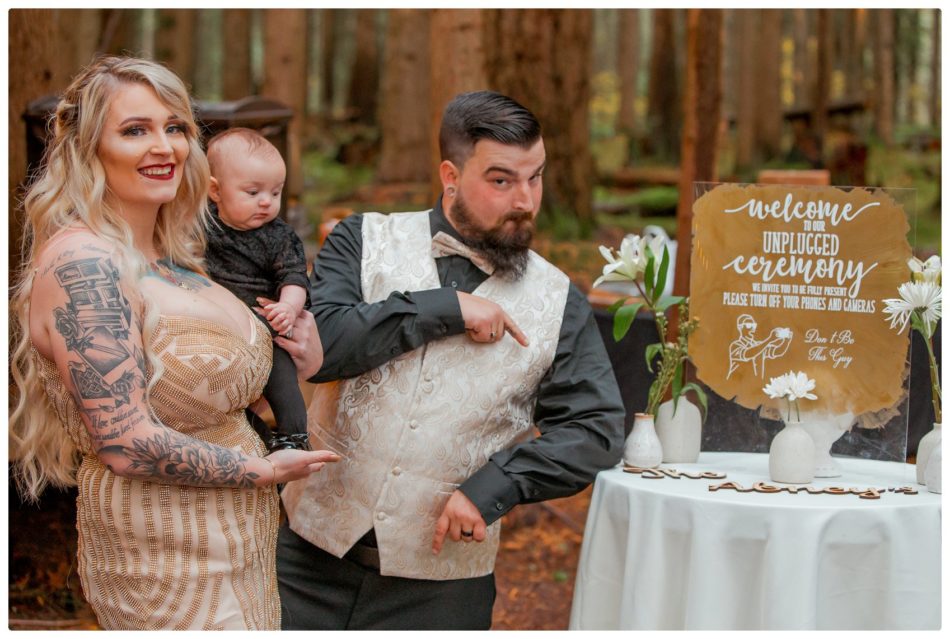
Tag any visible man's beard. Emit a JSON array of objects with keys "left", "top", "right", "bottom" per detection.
[{"left": 450, "top": 189, "right": 534, "bottom": 281}]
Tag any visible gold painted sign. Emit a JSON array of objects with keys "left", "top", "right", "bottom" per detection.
[{"left": 689, "top": 184, "right": 912, "bottom": 418}]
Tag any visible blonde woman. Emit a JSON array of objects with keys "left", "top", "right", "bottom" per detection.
[{"left": 9, "top": 56, "right": 338, "bottom": 630}]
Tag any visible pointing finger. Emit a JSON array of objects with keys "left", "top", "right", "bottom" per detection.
[
  {"left": 432, "top": 513, "right": 449, "bottom": 555},
  {"left": 503, "top": 313, "right": 530, "bottom": 347}
]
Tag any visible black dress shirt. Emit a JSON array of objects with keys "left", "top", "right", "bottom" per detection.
[{"left": 308, "top": 200, "right": 625, "bottom": 525}]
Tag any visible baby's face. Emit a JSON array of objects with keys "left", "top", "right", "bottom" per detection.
[{"left": 212, "top": 152, "right": 286, "bottom": 230}]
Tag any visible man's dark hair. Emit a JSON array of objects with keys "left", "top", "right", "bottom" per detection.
[{"left": 438, "top": 91, "right": 541, "bottom": 167}]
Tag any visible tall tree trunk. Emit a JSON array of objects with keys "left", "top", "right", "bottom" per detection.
[
  {"left": 193, "top": 10, "right": 222, "bottom": 100},
  {"left": 9, "top": 10, "right": 64, "bottom": 284},
  {"left": 320, "top": 9, "right": 337, "bottom": 116},
  {"left": 155, "top": 9, "right": 196, "bottom": 89},
  {"left": 735, "top": 10, "right": 757, "bottom": 171},
  {"left": 755, "top": 10, "right": 783, "bottom": 160},
  {"left": 101, "top": 9, "right": 143, "bottom": 57},
  {"left": 874, "top": 9, "right": 895, "bottom": 145},
  {"left": 222, "top": 9, "right": 252, "bottom": 100},
  {"left": 616, "top": 9, "right": 641, "bottom": 138},
  {"left": 906, "top": 9, "right": 921, "bottom": 125},
  {"left": 378, "top": 9, "right": 431, "bottom": 183},
  {"left": 57, "top": 9, "right": 101, "bottom": 76},
  {"left": 646, "top": 9, "right": 679, "bottom": 159},
  {"left": 675, "top": 8, "right": 723, "bottom": 298},
  {"left": 792, "top": 9, "right": 809, "bottom": 108},
  {"left": 429, "top": 9, "right": 488, "bottom": 197},
  {"left": 812, "top": 9, "right": 831, "bottom": 152},
  {"left": 263, "top": 9, "right": 309, "bottom": 197},
  {"left": 485, "top": 9, "right": 595, "bottom": 229},
  {"left": 848, "top": 9, "right": 868, "bottom": 102},
  {"left": 931, "top": 9, "right": 941, "bottom": 129},
  {"left": 347, "top": 10, "right": 380, "bottom": 124}
]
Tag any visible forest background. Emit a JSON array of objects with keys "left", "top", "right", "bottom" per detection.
[{"left": 6, "top": 6, "right": 943, "bottom": 630}]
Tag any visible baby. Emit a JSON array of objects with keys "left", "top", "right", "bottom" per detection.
[{"left": 205, "top": 127, "right": 310, "bottom": 451}]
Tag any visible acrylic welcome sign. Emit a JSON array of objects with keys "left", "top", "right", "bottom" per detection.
[{"left": 688, "top": 183, "right": 915, "bottom": 462}]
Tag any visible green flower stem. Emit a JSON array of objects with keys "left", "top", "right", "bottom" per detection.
[{"left": 925, "top": 332, "right": 942, "bottom": 424}]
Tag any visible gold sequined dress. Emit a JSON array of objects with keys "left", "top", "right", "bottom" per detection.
[{"left": 34, "top": 313, "right": 280, "bottom": 630}]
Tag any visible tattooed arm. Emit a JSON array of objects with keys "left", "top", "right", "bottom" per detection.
[{"left": 32, "top": 235, "right": 335, "bottom": 487}]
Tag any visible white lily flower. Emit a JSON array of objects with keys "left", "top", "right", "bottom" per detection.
[
  {"left": 883, "top": 281, "right": 942, "bottom": 332},
  {"left": 640, "top": 234, "right": 668, "bottom": 264},
  {"left": 593, "top": 235, "right": 648, "bottom": 288},
  {"left": 909, "top": 255, "right": 942, "bottom": 285}
]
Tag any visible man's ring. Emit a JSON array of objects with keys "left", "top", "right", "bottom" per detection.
[{"left": 461, "top": 530, "right": 474, "bottom": 537}]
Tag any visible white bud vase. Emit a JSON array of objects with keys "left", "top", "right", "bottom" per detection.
[
  {"left": 623, "top": 413, "right": 663, "bottom": 468},
  {"left": 800, "top": 418, "right": 849, "bottom": 478},
  {"left": 769, "top": 420, "right": 816, "bottom": 484},
  {"left": 655, "top": 397, "right": 702, "bottom": 463},
  {"left": 916, "top": 422, "right": 942, "bottom": 485},
  {"left": 924, "top": 440, "right": 941, "bottom": 494}
]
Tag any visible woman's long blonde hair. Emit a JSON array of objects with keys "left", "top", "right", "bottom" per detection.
[{"left": 10, "top": 56, "right": 211, "bottom": 500}]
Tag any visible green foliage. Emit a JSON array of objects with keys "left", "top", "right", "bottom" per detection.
[
  {"left": 536, "top": 205, "right": 594, "bottom": 241},
  {"left": 604, "top": 241, "right": 704, "bottom": 417},
  {"left": 299, "top": 150, "right": 375, "bottom": 226},
  {"left": 865, "top": 141, "right": 941, "bottom": 253}
]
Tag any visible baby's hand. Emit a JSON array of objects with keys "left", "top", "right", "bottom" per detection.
[{"left": 263, "top": 300, "right": 296, "bottom": 336}]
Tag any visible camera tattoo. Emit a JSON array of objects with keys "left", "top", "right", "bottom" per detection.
[{"left": 52, "top": 256, "right": 259, "bottom": 488}]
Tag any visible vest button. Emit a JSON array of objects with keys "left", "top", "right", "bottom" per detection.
[
  {"left": 392, "top": 466, "right": 402, "bottom": 476},
  {"left": 376, "top": 511, "right": 386, "bottom": 521},
  {"left": 409, "top": 420, "right": 419, "bottom": 430}
]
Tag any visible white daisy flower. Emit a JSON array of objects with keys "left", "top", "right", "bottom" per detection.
[
  {"left": 786, "top": 371, "right": 818, "bottom": 402},
  {"left": 883, "top": 281, "right": 942, "bottom": 333}
]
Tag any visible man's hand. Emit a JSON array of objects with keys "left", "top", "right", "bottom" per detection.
[
  {"left": 457, "top": 292, "right": 529, "bottom": 347},
  {"left": 432, "top": 490, "right": 488, "bottom": 554}
]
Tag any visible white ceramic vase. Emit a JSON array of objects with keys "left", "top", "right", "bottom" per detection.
[
  {"left": 623, "top": 413, "right": 663, "bottom": 468},
  {"left": 916, "top": 422, "right": 942, "bottom": 485},
  {"left": 800, "top": 418, "right": 850, "bottom": 478},
  {"left": 655, "top": 397, "right": 702, "bottom": 463},
  {"left": 925, "top": 439, "right": 942, "bottom": 494},
  {"left": 769, "top": 420, "right": 816, "bottom": 484}
]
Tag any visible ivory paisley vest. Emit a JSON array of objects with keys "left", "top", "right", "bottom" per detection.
[{"left": 281, "top": 210, "right": 569, "bottom": 580}]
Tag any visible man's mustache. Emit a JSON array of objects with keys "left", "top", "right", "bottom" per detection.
[{"left": 497, "top": 211, "right": 534, "bottom": 227}]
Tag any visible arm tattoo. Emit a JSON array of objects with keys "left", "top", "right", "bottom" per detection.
[
  {"left": 100, "top": 430, "right": 260, "bottom": 488},
  {"left": 53, "top": 255, "right": 259, "bottom": 488}
]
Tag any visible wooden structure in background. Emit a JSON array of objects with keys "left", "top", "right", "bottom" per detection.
[{"left": 673, "top": 8, "right": 723, "bottom": 299}]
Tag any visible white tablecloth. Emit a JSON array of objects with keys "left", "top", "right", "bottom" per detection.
[{"left": 569, "top": 452, "right": 941, "bottom": 630}]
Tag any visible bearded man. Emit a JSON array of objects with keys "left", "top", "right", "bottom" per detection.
[{"left": 274, "top": 91, "right": 624, "bottom": 630}]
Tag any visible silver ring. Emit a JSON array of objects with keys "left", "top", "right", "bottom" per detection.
[{"left": 461, "top": 530, "right": 474, "bottom": 537}]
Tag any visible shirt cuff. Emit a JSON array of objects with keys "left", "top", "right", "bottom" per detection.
[
  {"left": 409, "top": 287, "right": 466, "bottom": 338},
  {"left": 459, "top": 461, "right": 521, "bottom": 526}
]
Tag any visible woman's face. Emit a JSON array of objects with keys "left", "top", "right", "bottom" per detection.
[{"left": 97, "top": 82, "right": 190, "bottom": 217}]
